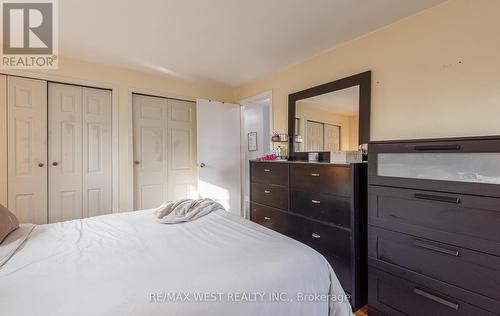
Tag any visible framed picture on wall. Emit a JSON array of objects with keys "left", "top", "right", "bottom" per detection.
[{"left": 248, "top": 132, "right": 257, "bottom": 151}]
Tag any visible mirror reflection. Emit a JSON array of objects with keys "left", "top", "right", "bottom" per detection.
[{"left": 295, "top": 85, "right": 359, "bottom": 152}]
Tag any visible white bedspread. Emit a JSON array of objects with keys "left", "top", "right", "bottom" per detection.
[{"left": 0, "top": 210, "right": 353, "bottom": 316}]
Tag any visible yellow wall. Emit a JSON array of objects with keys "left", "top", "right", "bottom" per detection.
[
  {"left": 5, "top": 57, "right": 234, "bottom": 211},
  {"left": 234, "top": 0, "right": 500, "bottom": 141},
  {"left": 4, "top": 0, "right": 500, "bottom": 212}
]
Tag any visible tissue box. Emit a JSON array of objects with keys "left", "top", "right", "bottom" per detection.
[{"left": 330, "top": 150, "right": 362, "bottom": 163}]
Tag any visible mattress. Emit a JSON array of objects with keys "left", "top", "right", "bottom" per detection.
[{"left": 0, "top": 209, "right": 353, "bottom": 316}]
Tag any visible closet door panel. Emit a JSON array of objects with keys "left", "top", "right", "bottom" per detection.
[
  {"left": 306, "top": 120, "right": 324, "bottom": 151},
  {"left": 167, "top": 99, "right": 197, "bottom": 201},
  {"left": 324, "top": 124, "right": 340, "bottom": 152},
  {"left": 83, "top": 88, "right": 112, "bottom": 218},
  {"left": 48, "top": 83, "right": 83, "bottom": 223},
  {"left": 8, "top": 77, "right": 48, "bottom": 224},
  {"left": 133, "top": 95, "right": 168, "bottom": 210}
]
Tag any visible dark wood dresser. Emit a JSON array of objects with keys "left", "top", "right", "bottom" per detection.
[
  {"left": 368, "top": 137, "right": 500, "bottom": 316},
  {"left": 249, "top": 160, "right": 367, "bottom": 310}
]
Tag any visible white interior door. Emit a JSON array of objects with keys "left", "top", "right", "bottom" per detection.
[
  {"left": 82, "top": 87, "right": 113, "bottom": 218},
  {"left": 167, "top": 99, "right": 197, "bottom": 201},
  {"left": 7, "top": 76, "right": 48, "bottom": 224},
  {"left": 133, "top": 94, "right": 168, "bottom": 210},
  {"left": 48, "top": 83, "right": 83, "bottom": 222},
  {"left": 196, "top": 99, "right": 241, "bottom": 215},
  {"left": 324, "top": 124, "right": 340, "bottom": 152},
  {"left": 306, "top": 120, "right": 324, "bottom": 151}
]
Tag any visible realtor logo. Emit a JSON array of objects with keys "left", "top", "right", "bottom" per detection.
[{"left": 1, "top": 0, "right": 58, "bottom": 68}]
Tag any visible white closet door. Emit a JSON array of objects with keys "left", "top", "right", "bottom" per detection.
[
  {"left": 8, "top": 76, "right": 48, "bottom": 224},
  {"left": 82, "top": 87, "right": 112, "bottom": 218},
  {"left": 167, "top": 99, "right": 197, "bottom": 201},
  {"left": 48, "top": 84, "right": 112, "bottom": 222},
  {"left": 324, "top": 124, "right": 340, "bottom": 152},
  {"left": 48, "top": 83, "right": 83, "bottom": 223},
  {"left": 133, "top": 94, "right": 168, "bottom": 210},
  {"left": 306, "top": 120, "right": 324, "bottom": 151}
]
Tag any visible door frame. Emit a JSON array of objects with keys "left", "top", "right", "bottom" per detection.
[
  {"left": 127, "top": 88, "right": 197, "bottom": 211},
  {"left": 239, "top": 90, "right": 273, "bottom": 217},
  {"left": 0, "top": 70, "right": 120, "bottom": 213}
]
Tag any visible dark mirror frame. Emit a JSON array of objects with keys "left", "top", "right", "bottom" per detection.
[{"left": 288, "top": 71, "right": 371, "bottom": 161}]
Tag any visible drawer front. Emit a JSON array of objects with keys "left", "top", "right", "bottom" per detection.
[
  {"left": 250, "top": 162, "right": 289, "bottom": 186},
  {"left": 369, "top": 227, "right": 500, "bottom": 301},
  {"left": 290, "top": 189, "right": 351, "bottom": 228},
  {"left": 288, "top": 214, "right": 351, "bottom": 264},
  {"left": 368, "top": 139, "right": 500, "bottom": 197},
  {"left": 251, "top": 182, "right": 288, "bottom": 210},
  {"left": 290, "top": 164, "right": 352, "bottom": 197},
  {"left": 369, "top": 185, "right": 500, "bottom": 256},
  {"left": 368, "top": 267, "right": 497, "bottom": 316},
  {"left": 250, "top": 203, "right": 287, "bottom": 234},
  {"left": 287, "top": 214, "right": 352, "bottom": 294}
]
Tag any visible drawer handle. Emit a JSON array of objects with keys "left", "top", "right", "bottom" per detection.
[
  {"left": 414, "top": 145, "right": 461, "bottom": 151},
  {"left": 413, "top": 288, "right": 459, "bottom": 311},
  {"left": 264, "top": 190, "right": 271, "bottom": 194},
  {"left": 311, "top": 200, "right": 321, "bottom": 204},
  {"left": 414, "top": 240, "right": 460, "bottom": 257},
  {"left": 311, "top": 173, "right": 320, "bottom": 177},
  {"left": 264, "top": 216, "right": 271, "bottom": 220},
  {"left": 311, "top": 233, "right": 321, "bottom": 239},
  {"left": 263, "top": 169, "right": 271, "bottom": 172},
  {"left": 414, "top": 193, "right": 461, "bottom": 204}
]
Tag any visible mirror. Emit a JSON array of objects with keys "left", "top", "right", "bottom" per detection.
[
  {"left": 288, "top": 71, "right": 371, "bottom": 160},
  {"left": 295, "top": 85, "right": 359, "bottom": 152}
]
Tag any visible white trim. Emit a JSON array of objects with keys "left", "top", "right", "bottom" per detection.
[
  {"left": 239, "top": 90, "right": 273, "bottom": 152},
  {"left": 127, "top": 87, "right": 196, "bottom": 211},
  {"left": 128, "top": 87, "right": 196, "bottom": 102},
  {"left": 239, "top": 90, "right": 272, "bottom": 105},
  {"left": 239, "top": 90, "right": 273, "bottom": 218},
  {"left": 0, "top": 70, "right": 120, "bottom": 213}
]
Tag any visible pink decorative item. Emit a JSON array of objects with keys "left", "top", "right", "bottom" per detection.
[{"left": 256, "top": 153, "right": 277, "bottom": 161}]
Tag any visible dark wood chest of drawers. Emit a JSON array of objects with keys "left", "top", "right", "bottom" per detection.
[
  {"left": 368, "top": 137, "right": 500, "bottom": 316},
  {"left": 249, "top": 160, "right": 368, "bottom": 310}
]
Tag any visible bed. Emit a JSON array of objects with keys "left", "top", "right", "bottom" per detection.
[{"left": 0, "top": 209, "right": 353, "bottom": 316}]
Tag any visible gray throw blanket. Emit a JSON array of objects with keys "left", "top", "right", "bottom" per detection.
[{"left": 155, "top": 198, "right": 225, "bottom": 224}]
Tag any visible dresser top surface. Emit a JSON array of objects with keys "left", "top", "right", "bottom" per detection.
[{"left": 250, "top": 160, "right": 366, "bottom": 167}]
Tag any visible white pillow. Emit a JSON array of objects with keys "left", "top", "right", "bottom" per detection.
[
  {"left": 0, "top": 204, "right": 19, "bottom": 243},
  {"left": 0, "top": 224, "right": 36, "bottom": 267}
]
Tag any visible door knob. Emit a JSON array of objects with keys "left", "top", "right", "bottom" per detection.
[
  {"left": 38, "top": 163, "right": 45, "bottom": 167},
  {"left": 200, "top": 162, "right": 206, "bottom": 168},
  {"left": 134, "top": 161, "right": 140, "bottom": 165},
  {"left": 52, "top": 162, "right": 59, "bottom": 166}
]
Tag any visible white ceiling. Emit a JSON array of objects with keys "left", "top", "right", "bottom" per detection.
[
  {"left": 60, "top": 0, "right": 445, "bottom": 86},
  {"left": 299, "top": 86, "right": 360, "bottom": 116}
]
